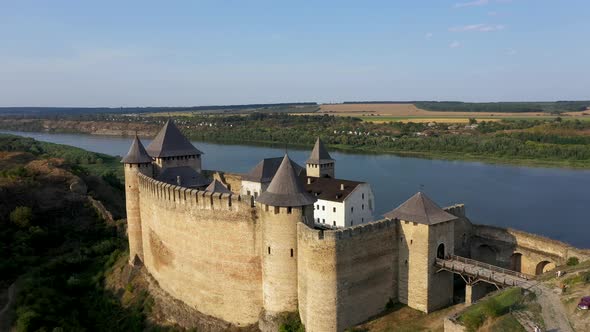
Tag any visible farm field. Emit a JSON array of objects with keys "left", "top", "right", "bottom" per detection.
[{"left": 316, "top": 103, "right": 590, "bottom": 123}]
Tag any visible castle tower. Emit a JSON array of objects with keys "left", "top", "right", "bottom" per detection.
[
  {"left": 146, "top": 119, "right": 203, "bottom": 176},
  {"left": 122, "top": 135, "right": 153, "bottom": 264},
  {"left": 385, "top": 192, "right": 456, "bottom": 313},
  {"left": 256, "top": 155, "right": 316, "bottom": 319},
  {"left": 306, "top": 137, "right": 335, "bottom": 178}
]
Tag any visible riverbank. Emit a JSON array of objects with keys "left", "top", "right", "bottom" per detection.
[{"left": 2, "top": 116, "right": 590, "bottom": 169}]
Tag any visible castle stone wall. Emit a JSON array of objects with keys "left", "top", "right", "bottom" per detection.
[
  {"left": 471, "top": 225, "right": 590, "bottom": 275},
  {"left": 298, "top": 218, "right": 398, "bottom": 331},
  {"left": 137, "top": 174, "right": 262, "bottom": 326}
]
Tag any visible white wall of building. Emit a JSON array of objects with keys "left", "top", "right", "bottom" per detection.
[
  {"left": 240, "top": 180, "right": 262, "bottom": 198},
  {"left": 313, "top": 200, "right": 345, "bottom": 227},
  {"left": 343, "top": 183, "right": 374, "bottom": 227},
  {"left": 312, "top": 183, "right": 375, "bottom": 228}
]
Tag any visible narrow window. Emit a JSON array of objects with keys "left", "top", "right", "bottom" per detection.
[
  {"left": 333, "top": 221, "right": 336, "bottom": 226},
  {"left": 333, "top": 207, "right": 336, "bottom": 212},
  {"left": 351, "top": 220, "right": 354, "bottom": 226},
  {"left": 351, "top": 207, "right": 354, "bottom": 213},
  {"left": 410, "top": 239, "right": 413, "bottom": 245},
  {"left": 362, "top": 204, "right": 364, "bottom": 210},
  {"left": 362, "top": 193, "right": 365, "bottom": 199},
  {"left": 290, "top": 249, "right": 294, "bottom": 257},
  {"left": 362, "top": 218, "right": 364, "bottom": 223},
  {"left": 268, "top": 247, "right": 271, "bottom": 255},
  {"left": 317, "top": 204, "right": 320, "bottom": 209},
  {"left": 322, "top": 219, "right": 325, "bottom": 223},
  {"left": 265, "top": 204, "right": 269, "bottom": 212},
  {"left": 247, "top": 190, "right": 251, "bottom": 196},
  {"left": 287, "top": 207, "right": 292, "bottom": 214},
  {"left": 274, "top": 206, "right": 280, "bottom": 214},
  {"left": 322, "top": 206, "right": 325, "bottom": 211}
]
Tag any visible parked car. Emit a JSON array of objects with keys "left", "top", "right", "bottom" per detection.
[{"left": 578, "top": 296, "right": 590, "bottom": 310}]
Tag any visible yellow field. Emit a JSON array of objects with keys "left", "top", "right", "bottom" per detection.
[{"left": 318, "top": 103, "right": 554, "bottom": 117}]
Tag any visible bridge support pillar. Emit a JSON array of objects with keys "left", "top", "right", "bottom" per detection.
[{"left": 465, "top": 283, "right": 488, "bottom": 305}]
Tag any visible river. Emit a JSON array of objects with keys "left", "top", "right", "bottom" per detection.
[{"left": 2, "top": 130, "right": 589, "bottom": 248}]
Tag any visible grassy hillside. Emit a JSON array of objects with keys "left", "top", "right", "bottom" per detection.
[{"left": 0, "top": 136, "right": 157, "bottom": 331}]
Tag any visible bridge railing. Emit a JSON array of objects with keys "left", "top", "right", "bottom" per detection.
[{"left": 438, "top": 255, "right": 533, "bottom": 280}]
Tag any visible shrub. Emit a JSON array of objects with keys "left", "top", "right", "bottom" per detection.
[
  {"left": 278, "top": 312, "right": 305, "bottom": 332},
  {"left": 10, "top": 206, "right": 33, "bottom": 228},
  {"left": 567, "top": 257, "right": 579, "bottom": 266}
]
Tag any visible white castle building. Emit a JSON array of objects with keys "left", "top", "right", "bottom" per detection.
[{"left": 241, "top": 138, "right": 374, "bottom": 228}]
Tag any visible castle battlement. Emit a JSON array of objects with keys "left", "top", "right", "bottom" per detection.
[{"left": 138, "top": 172, "right": 254, "bottom": 212}]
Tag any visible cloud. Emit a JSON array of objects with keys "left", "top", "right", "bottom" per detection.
[
  {"left": 449, "top": 41, "right": 462, "bottom": 48},
  {"left": 425, "top": 32, "right": 433, "bottom": 39},
  {"left": 449, "top": 24, "right": 505, "bottom": 32},
  {"left": 454, "top": 0, "right": 489, "bottom": 8}
]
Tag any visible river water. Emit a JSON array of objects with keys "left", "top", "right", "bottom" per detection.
[{"left": 2, "top": 130, "right": 589, "bottom": 248}]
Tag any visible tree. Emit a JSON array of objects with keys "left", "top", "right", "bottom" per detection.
[{"left": 10, "top": 206, "right": 33, "bottom": 228}]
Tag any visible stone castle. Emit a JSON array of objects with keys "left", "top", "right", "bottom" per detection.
[{"left": 123, "top": 120, "right": 589, "bottom": 332}]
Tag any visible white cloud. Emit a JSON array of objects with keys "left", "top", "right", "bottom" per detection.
[
  {"left": 425, "top": 32, "right": 433, "bottom": 39},
  {"left": 449, "top": 24, "right": 505, "bottom": 32},
  {"left": 449, "top": 41, "right": 462, "bottom": 48},
  {"left": 454, "top": 0, "right": 489, "bottom": 8}
]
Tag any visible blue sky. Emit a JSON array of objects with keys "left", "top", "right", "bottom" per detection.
[{"left": 1, "top": 0, "right": 589, "bottom": 107}]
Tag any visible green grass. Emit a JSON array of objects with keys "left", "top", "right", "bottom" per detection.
[
  {"left": 486, "top": 314, "right": 526, "bottom": 332},
  {"left": 458, "top": 287, "right": 524, "bottom": 332}
]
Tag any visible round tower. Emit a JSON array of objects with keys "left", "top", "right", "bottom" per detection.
[
  {"left": 256, "top": 154, "right": 316, "bottom": 317},
  {"left": 122, "top": 135, "right": 153, "bottom": 264}
]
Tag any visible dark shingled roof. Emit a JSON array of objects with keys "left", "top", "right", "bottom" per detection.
[
  {"left": 121, "top": 135, "right": 153, "bottom": 164},
  {"left": 306, "top": 137, "right": 334, "bottom": 164},
  {"left": 384, "top": 192, "right": 457, "bottom": 225},
  {"left": 303, "top": 177, "right": 363, "bottom": 203},
  {"left": 156, "top": 166, "right": 209, "bottom": 188},
  {"left": 205, "top": 179, "right": 231, "bottom": 194},
  {"left": 242, "top": 157, "right": 305, "bottom": 183},
  {"left": 146, "top": 120, "right": 203, "bottom": 158},
  {"left": 256, "top": 155, "right": 317, "bottom": 207}
]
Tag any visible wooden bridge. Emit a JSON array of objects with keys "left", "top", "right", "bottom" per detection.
[{"left": 435, "top": 255, "right": 536, "bottom": 289}]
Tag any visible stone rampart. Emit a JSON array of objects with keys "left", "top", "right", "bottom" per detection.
[
  {"left": 298, "top": 218, "right": 398, "bottom": 331},
  {"left": 136, "top": 173, "right": 262, "bottom": 326},
  {"left": 471, "top": 224, "right": 590, "bottom": 275}
]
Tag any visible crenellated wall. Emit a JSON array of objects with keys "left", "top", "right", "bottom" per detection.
[
  {"left": 298, "top": 218, "right": 398, "bottom": 331},
  {"left": 136, "top": 173, "right": 263, "bottom": 326}
]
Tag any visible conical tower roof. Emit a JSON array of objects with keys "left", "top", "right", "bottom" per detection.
[
  {"left": 384, "top": 192, "right": 457, "bottom": 225},
  {"left": 205, "top": 179, "right": 231, "bottom": 194},
  {"left": 306, "top": 137, "right": 334, "bottom": 164},
  {"left": 256, "top": 155, "right": 316, "bottom": 207},
  {"left": 146, "top": 120, "right": 203, "bottom": 158},
  {"left": 121, "top": 135, "right": 152, "bottom": 164}
]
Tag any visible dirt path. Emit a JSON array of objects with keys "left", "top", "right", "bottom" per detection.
[
  {"left": 534, "top": 284, "right": 573, "bottom": 332},
  {"left": 0, "top": 281, "right": 18, "bottom": 332}
]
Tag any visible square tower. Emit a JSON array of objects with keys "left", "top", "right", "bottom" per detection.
[
  {"left": 306, "top": 138, "right": 335, "bottom": 178},
  {"left": 385, "top": 192, "right": 456, "bottom": 313}
]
